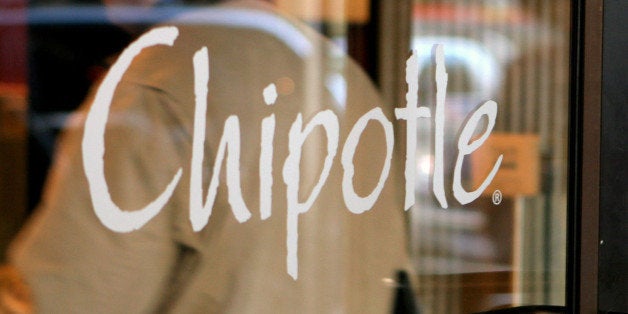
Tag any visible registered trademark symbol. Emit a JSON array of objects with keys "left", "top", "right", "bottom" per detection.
[{"left": 492, "top": 190, "right": 503, "bottom": 205}]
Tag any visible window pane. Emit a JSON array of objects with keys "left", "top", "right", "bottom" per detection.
[
  {"left": 0, "top": 0, "right": 571, "bottom": 312},
  {"left": 409, "top": 0, "right": 570, "bottom": 312}
]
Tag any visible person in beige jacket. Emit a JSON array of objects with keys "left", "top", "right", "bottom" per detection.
[{"left": 9, "top": 1, "right": 410, "bottom": 312}]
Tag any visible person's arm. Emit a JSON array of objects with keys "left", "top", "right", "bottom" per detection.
[
  {"left": 0, "top": 265, "right": 32, "bottom": 314},
  {"left": 9, "top": 82, "right": 190, "bottom": 313}
]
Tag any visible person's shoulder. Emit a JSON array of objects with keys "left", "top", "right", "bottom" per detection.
[{"left": 171, "top": 3, "right": 318, "bottom": 57}]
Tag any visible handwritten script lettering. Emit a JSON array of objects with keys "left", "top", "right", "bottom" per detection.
[{"left": 82, "top": 26, "right": 503, "bottom": 279}]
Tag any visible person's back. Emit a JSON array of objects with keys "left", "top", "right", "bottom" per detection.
[{"left": 10, "top": 1, "right": 409, "bottom": 312}]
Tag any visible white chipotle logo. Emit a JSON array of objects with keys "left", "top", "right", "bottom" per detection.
[{"left": 81, "top": 26, "right": 503, "bottom": 280}]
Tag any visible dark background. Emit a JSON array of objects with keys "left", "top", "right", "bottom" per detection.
[
  {"left": 26, "top": 2, "right": 133, "bottom": 211},
  {"left": 599, "top": 0, "right": 628, "bottom": 311}
]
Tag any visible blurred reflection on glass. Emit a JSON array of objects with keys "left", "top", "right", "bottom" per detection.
[
  {"left": 9, "top": 0, "right": 409, "bottom": 313},
  {"left": 0, "top": 0, "right": 28, "bottom": 265},
  {"left": 409, "top": 0, "right": 570, "bottom": 312}
]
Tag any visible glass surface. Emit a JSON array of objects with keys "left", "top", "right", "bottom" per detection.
[
  {"left": 409, "top": 0, "right": 570, "bottom": 312},
  {"left": 0, "top": 0, "right": 571, "bottom": 313},
  {"left": 1, "top": 1, "right": 407, "bottom": 313}
]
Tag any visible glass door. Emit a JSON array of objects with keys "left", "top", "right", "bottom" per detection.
[{"left": 0, "top": 0, "right": 584, "bottom": 313}]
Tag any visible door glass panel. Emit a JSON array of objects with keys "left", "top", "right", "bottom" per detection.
[
  {"left": 0, "top": 0, "right": 571, "bottom": 313},
  {"left": 409, "top": 0, "right": 570, "bottom": 312}
]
